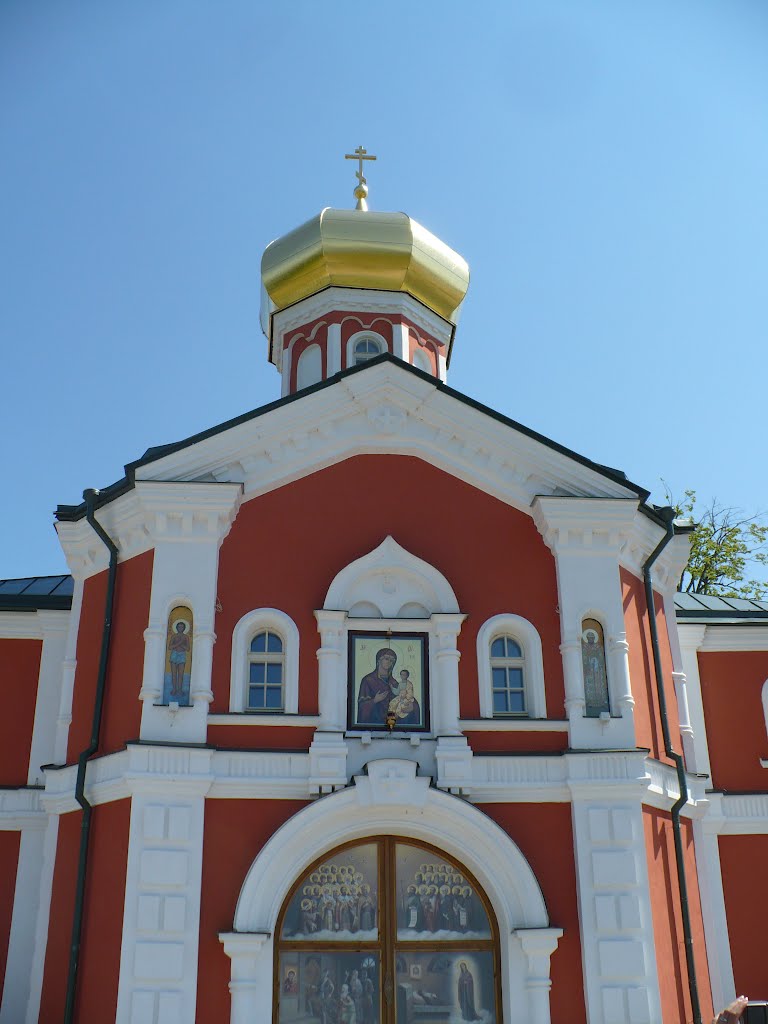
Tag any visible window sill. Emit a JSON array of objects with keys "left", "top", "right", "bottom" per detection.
[
  {"left": 209, "top": 713, "right": 321, "bottom": 727},
  {"left": 459, "top": 718, "right": 569, "bottom": 732}
]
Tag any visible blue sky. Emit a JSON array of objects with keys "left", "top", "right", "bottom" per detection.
[{"left": 2, "top": 0, "right": 767, "bottom": 578}]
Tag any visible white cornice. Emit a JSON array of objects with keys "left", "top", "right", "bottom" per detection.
[
  {"left": 270, "top": 287, "right": 453, "bottom": 370},
  {"left": 0, "top": 608, "right": 69, "bottom": 640},
  {"left": 55, "top": 481, "right": 243, "bottom": 579},
  {"left": 0, "top": 787, "right": 45, "bottom": 829},
  {"left": 532, "top": 497, "right": 640, "bottom": 555},
  {"left": 698, "top": 625, "right": 768, "bottom": 651},
  {"left": 702, "top": 792, "right": 768, "bottom": 834}
]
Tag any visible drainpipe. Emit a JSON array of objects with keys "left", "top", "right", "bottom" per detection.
[
  {"left": 63, "top": 489, "right": 118, "bottom": 1024},
  {"left": 643, "top": 507, "right": 702, "bottom": 1024}
]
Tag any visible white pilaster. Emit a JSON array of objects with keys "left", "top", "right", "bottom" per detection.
[
  {"left": 53, "top": 574, "right": 85, "bottom": 764},
  {"left": 27, "top": 610, "right": 69, "bottom": 784},
  {"left": 219, "top": 933, "right": 273, "bottom": 1024},
  {"left": 137, "top": 481, "right": 242, "bottom": 744},
  {"left": 676, "top": 625, "right": 710, "bottom": 776},
  {"left": 114, "top": 750, "right": 213, "bottom": 1024},
  {"left": 515, "top": 928, "right": 564, "bottom": 1024},
  {"left": 432, "top": 613, "right": 465, "bottom": 736},
  {"left": 314, "top": 609, "right": 347, "bottom": 731},
  {"left": 326, "top": 322, "right": 342, "bottom": 377},
  {"left": 22, "top": 816, "right": 59, "bottom": 1024},
  {"left": 392, "top": 321, "right": 409, "bottom": 362},
  {"left": 0, "top": 824, "right": 47, "bottom": 1023},
  {"left": 533, "top": 497, "right": 639, "bottom": 749},
  {"left": 694, "top": 811, "right": 736, "bottom": 1012},
  {"left": 568, "top": 756, "right": 662, "bottom": 1024}
]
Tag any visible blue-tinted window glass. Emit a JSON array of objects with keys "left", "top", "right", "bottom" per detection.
[
  {"left": 250, "top": 662, "right": 265, "bottom": 684},
  {"left": 505, "top": 638, "right": 522, "bottom": 658},
  {"left": 493, "top": 691, "right": 508, "bottom": 714},
  {"left": 491, "top": 667, "right": 507, "bottom": 689},
  {"left": 248, "top": 687, "right": 265, "bottom": 709},
  {"left": 267, "top": 632, "right": 283, "bottom": 653},
  {"left": 507, "top": 667, "right": 523, "bottom": 690},
  {"left": 250, "top": 632, "right": 267, "bottom": 653},
  {"left": 266, "top": 686, "right": 282, "bottom": 708},
  {"left": 266, "top": 663, "right": 283, "bottom": 685},
  {"left": 509, "top": 690, "right": 526, "bottom": 713},
  {"left": 490, "top": 638, "right": 506, "bottom": 658}
]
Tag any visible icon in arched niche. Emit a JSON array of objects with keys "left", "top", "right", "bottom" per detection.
[
  {"left": 163, "top": 606, "right": 193, "bottom": 705},
  {"left": 581, "top": 617, "right": 609, "bottom": 716}
]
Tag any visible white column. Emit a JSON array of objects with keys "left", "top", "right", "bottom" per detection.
[
  {"left": 533, "top": 498, "right": 639, "bottom": 750},
  {"left": 314, "top": 609, "right": 346, "bottom": 731},
  {"left": 326, "top": 322, "right": 342, "bottom": 376},
  {"left": 0, "top": 824, "right": 47, "bottom": 1023},
  {"left": 114, "top": 746, "right": 213, "bottom": 1024},
  {"left": 515, "top": 928, "right": 563, "bottom": 1024},
  {"left": 432, "top": 613, "right": 466, "bottom": 736},
  {"left": 392, "top": 321, "right": 409, "bottom": 362},
  {"left": 567, "top": 756, "right": 662, "bottom": 1024},
  {"left": 137, "top": 482, "right": 242, "bottom": 745},
  {"left": 219, "top": 933, "right": 273, "bottom": 1024},
  {"left": 53, "top": 574, "right": 85, "bottom": 764},
  {"left": 27, "top": 610, "right": 69, "bottom": 784},
  {"left": 676, "top": 625, "right": 710, "bottom": 776},
  {"left": 22, "top": 815, "right": 59, "bottom": 1024},
  {"left": 694, "top": 807, "right": 735, "bottom": 1012}
]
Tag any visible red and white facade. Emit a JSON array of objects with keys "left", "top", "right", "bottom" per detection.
[{"left": 1, "top": 216, "right": 766, "bottom": 1024}]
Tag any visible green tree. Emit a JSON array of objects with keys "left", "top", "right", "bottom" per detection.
[{"left": 667, "top": 489, "right": 768, "bottom": 599}]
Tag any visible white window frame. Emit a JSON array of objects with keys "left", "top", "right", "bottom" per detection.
[
  {"left": 229, "top": 608, "right": 299, "bottom": 714},
  {"left": 477, "top": 613, "right": 546, "bottom": 719},
  {"left": 346, "top": 330, "right": 386, "bottom": 368}
]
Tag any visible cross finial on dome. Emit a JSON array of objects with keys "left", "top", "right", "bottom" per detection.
[{"left": 345, "top": 145, "right": 377, "bottom": 211}]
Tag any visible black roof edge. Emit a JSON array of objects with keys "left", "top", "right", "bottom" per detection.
[
  {"left": 54, "top": 352, "right": 656, "bottom": 523},
  {"left": 0, "top": 595, "right": 73, "bottom": 612},
  {"left": 676, "top": 610, "right": 768, "bottom": 621}
]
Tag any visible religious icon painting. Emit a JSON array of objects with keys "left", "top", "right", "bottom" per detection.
[
  {"left": 277, "top": 951, "right": 380, "bottom": 1024},
  {"left": 280, "top": 844, "right": 379, "bottom": 941},
  {"left": 348, "top": 632, "right": 429, "bottom": 733},
  {"left": 395, "top": 842, "right": 491, "bottom": 941},
  {"left": 394, "top": 951, "right": 497, "bottom": 1023},
  {"left": 581, "top": 617, "right": 609, "bottom": 717},
  {"left": 162, "top": 605, "right": 193, "bottom": 705}
]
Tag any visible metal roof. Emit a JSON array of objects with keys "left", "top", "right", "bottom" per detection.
[
  {"left": 0, "top": 575, "right": 74, "bottom": 611},
  {"left": 674, "top": 592, "right": 768, "bottom": 623}
]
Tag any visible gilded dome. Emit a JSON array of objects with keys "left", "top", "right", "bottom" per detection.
[{"left": 261, "top": 208, "right": 470, "bottom": 326}]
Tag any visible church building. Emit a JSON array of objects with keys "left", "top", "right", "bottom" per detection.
[{"left": 1, "top": 153, "right": 766, "bottom": 1024}]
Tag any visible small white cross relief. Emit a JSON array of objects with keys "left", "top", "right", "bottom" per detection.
[
  {"left": 354, "top": 758, "right": 430, "bottom": 808},
  {"left": 368, "top": 404, "right": 407, "bottom": 435}
]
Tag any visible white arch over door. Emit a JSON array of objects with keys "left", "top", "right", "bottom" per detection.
[{"left": 220, "top": 759, "right": 562, "bottom": 1024}]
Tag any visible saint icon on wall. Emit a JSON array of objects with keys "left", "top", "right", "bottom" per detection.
[
  {"left": 348, "top": 633, "right": 428, "bottom": 732},
  {"left": 581, "top": 617, "right": 609, "bottom": 717},
  {"left": 163, "top": 606, "right": 193, "bottom": 705}
]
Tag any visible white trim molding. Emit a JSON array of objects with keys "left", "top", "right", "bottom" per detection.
[
  {"left": 223, "top": 758, "right": 561, "bottom": 1024},
  {"left": 477, "top": 613, "right": 547, "bottom": 719},
  {"left": 229, "top": 607, "right": 300, "bottom": 714}
]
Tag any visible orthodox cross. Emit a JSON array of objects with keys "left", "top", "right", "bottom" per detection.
[{"left": 345, "top": 145, "right": 377, "bottom": 209}]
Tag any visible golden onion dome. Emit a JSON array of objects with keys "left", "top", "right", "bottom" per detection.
[{"left": 261, "top": 207, "right": 470, "bottom": 327}]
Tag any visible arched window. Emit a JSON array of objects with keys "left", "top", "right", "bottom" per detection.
[
  {"left": 229, "top": 609, "right": 300, "bottom": 714},
  {"left": 490, "top": 635, "right": 526, "bottom": 715},
  {"left": 581, "top": 617, "right": 610, "bottom": 717},
  {"left": 247, "top": 629, "right": 284, "bottom": 711},
  {"left": 275, "top": 838, "right": 500, "bottom": 1022},
  {"left": 476, "top": 613, "right": 546, "bottom": 720},
  {"left": 353, "top": 334, "right": 384, "bottom": 365},
  {"left": 296, "top": 343, "right": 323, "bottom": 390}
]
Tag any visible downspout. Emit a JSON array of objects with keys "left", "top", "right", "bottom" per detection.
[
  {"left": 643, "top": 507, "right": 702, "bottom": 1024},
  {"left": 63, "top": 489, "right": 118, "bottom": 1024}
]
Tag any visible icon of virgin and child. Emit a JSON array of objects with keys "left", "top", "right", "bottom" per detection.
[{"left": 356, "top": 647, "right": 422, "bottom": 728}]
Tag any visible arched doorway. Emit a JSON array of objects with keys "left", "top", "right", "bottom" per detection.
[{"left": 275, "top": 837, "right": 500, "bottom": 1023}]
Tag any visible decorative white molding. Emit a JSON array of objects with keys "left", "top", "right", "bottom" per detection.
[
  {"left": 228, "top": 607, "right": 300, "bottom": 714},
  {"left": 699, "top": 625, "right": 768, "bottom": 651},
  {"left": 226, "top": 758, "right": 553, "bottom": 1022},
  {"left": 0, "top": 788, "right": 44, "bottom": 830},
  {"left": 459, "top": 718, "right": 569, "bottom": 732},
  {"left": 1, "top": 828, "right": 46, "bottom": 1022},
  {"left": 345, "top": 329, "right": 387, "bottom": 370},
  {"left": 207, "top": 713, "right": 320, "bottom": 727},
  {"left": 27, "top": 610, "right": 69, "bottom": 785},
  {"left": 532, "top": 497, "right": 638, "bottom": 750},
  {"left": 515, "top": 928, "right": 564, "bottom": 1024},
  {"left": 476, "top": 613, "right": 547, "bottom": 719},
  {"left": 676, "top": 624, "right": 711, "bottom": 776},
  {"left": 0, "top": 612, "right": 45, "bottom": 639},
  {"left": 269, "top": 288, "right": 453, "bottom": 373},
  {"left": 323, "top": 535, "right": 460, "bottom": 616},
  {"left": 22, "top": 816, "right": 58, "bottom": 1024}
]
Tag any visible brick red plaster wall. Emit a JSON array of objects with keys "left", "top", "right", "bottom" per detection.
[
  {"left": 0, "top": 637, "right": 42, "bottom": 785},
  {"left": 718, "top": 834, "right": 768, "bottom": 996},
  {"left": 196, "top": 799, "right": 309, "bottom": 1021},
  {"left": 67, "top": 550, "right": 153, "bottom": 762},
  {"left": 698, "top": 651, "right": 768, "bottom": 791},
  {"left": 211, "top": 455, "right": 564, "bottom": 737},
  {"left": 480, "top": 803, "right": 586, "bottom": 1023},
  {"left": 622, "top": 568, "right": 680, "bottom": 764},
  {"left": 0, "top": 831, "right": 20, "bottom": 1000},
  {"left": 643, "top": 808, "right": 713, "bottom": 1024},
  {"left": 39, "top": 800, "right": 130, "bottom": 1022}
]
